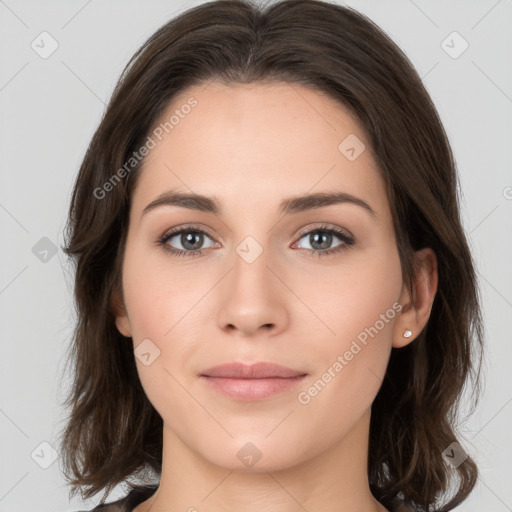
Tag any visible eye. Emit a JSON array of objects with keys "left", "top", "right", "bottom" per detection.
[
  {"left": 157, "top": 225, "right": 218, "bottom": 258},
  {"left": 293, "top": 225, "right": 355, "bottom": 257},
  {"left": 156, "top": 223, "right": 355, "bottom": 259}
]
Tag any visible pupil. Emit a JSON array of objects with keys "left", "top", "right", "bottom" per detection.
[
  {"left": 182, "top": 231, "right": 202, "bottom": 250},
  {"left": 311, "top": 232, "right": 331, "bottom": 250}
]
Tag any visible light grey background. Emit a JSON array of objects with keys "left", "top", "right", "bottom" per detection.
[{"left": 1, "top": 1, "right": 511, "bottom": 511}]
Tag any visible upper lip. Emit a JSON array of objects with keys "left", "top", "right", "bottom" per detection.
[{"left": 200, "top": 362, "right": 307, "bottom": 379}]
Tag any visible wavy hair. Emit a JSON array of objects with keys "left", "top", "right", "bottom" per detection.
[{"left": 58, "top": 1, "right": 484, "bottom": 510}]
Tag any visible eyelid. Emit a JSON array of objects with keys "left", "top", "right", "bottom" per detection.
[
  {"left": 294, "top": 222, "right": 354, "bottom": 240},
  {"left": 159, "top": 222, "right": 353, "bottom": 246},
  {"left": 159, "top": 224, "right": 220, "bottom": 247},
  {"left": 161, "top": 223, "right": 217, "bottom": 239}
]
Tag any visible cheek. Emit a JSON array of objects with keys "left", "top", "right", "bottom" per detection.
[
  {"left": 121, "top": 240, "right": 210, "bottom": 398},
  {"left": 293, "top": 244, "right": 402, "bottom": 413},
  {"left": 121, "top": 238, "right": 203, "bottom": 340},
  {"left": 293, "top": 241, "right": 403, "bottom": 349},
  {"left": 121, "top": 245, "right": 201, "bottom": 422}
]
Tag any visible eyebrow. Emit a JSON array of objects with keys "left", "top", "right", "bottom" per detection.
[{"left": 141, "top": 190, "right": 376, "bottom": 218}]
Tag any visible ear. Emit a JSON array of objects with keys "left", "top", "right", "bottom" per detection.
[
  {"left": 111, "top": 286, "right": 132, "bottom": 338},
  {"left": 393, "top": 247, "right": 438, "bottom": 348}
]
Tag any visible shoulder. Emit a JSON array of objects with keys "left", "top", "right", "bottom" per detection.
[
  {"left": 71, "top": 485, "right": 158, "bottom": 512},
  {"left": 72, "top": 496, "right": 127, "bottom": 512}
]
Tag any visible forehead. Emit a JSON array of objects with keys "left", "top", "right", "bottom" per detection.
[{"left": 132, "top": 81, "right": 388, "bottom": 219}]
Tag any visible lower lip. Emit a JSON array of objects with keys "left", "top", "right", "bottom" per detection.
[{"left": 200, "top": 375, "right": 308, "bottom": 401}]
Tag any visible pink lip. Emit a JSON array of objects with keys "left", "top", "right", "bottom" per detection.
[{"left": 200, "top": 362, "right": 308, "bottom": 401}]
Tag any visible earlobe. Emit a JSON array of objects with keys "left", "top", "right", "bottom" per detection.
[
  {"left": 111, "top": 287, "right": 132, "bottom": 338},
  {"left": 393, "top": 248, "right": 438, "bottom": 348}
]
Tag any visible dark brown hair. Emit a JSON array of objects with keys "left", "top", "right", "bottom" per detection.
[{"left": 58, "top": 1, "right": 484, "bottom": 510}]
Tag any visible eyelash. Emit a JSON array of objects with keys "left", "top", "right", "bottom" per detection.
[{"left": 156, "top": 224, "right": 355, "bottom": 259}]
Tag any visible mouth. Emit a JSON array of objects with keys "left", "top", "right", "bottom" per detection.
[{"left": 199, "top": 361, "right": 308, "bottom": 401}]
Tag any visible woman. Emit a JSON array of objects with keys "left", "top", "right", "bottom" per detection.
[{"left": 59, "top": 1, "right": 484, "bottom": 511}]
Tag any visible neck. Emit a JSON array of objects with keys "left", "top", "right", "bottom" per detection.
[{"left": 135, "top": 408, "right": 387, "bottom": 512}]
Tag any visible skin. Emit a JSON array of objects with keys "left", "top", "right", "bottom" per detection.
[{"left": 113, "top": 81, "right": 438, "bottom": 512}]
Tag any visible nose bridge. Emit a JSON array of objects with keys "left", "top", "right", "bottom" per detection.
[
  {"left": 225, "top": 208, "right": 275, "bottom": 278},
  {"left": 230, "top": 232, "right": 274, "bottom": 297},
  {"left": 216, "top": 230, "right": 288, "bottom": 336}
]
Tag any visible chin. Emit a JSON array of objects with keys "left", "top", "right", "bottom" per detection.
[{"left": 198, "top": 434, "right": 313, "bottom": 473}]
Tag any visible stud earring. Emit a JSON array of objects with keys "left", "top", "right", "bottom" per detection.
[{"left": 403, "top": 329, "right": 412, "bottom": 338}]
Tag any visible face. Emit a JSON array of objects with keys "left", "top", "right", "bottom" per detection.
[{"left": 114, "top": 81, "right": 406, "bottom": 471}]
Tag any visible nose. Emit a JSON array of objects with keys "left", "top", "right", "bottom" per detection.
[{"left": 216, "top": 243, "right": 289, "bottom": 338}]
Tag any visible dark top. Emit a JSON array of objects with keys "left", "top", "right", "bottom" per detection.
[
  {"left": 76, "top": 485, "right": 158, "bottom": 512},
  {"left": 76, "top": 484, "right": 416, "bottom": 511}
]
